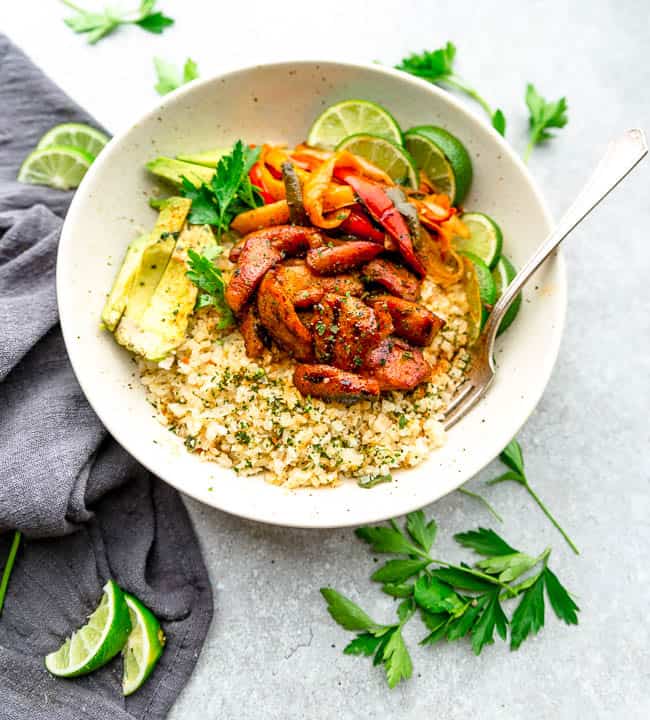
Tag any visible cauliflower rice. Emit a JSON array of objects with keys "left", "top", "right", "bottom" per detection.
[{"left": 137, "top": 271, "right": 471, "bottom": 489}]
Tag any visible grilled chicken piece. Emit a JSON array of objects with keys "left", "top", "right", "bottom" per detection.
[
  {"left": 293, "top": 364, "right": 380, "bottom": 403},
  {"left": 364, "top": 338, "right": 432, "bottom": 391},
  {"left": 238, "top": 303, "right": 269, "bottom": 358},
  {"left": 306, "top": 240, "right": 382, "bottom": 275},
  {"left": 229, "top": 225, "right": 322, "bottom": 263},
  {"left": 313, "top": 293, "right": 383, "bottom": 371},
  {"left": 274, "top": 261, "right": 364, "bottom": 309},
  {"left": 362, "top": 258, "right": 421, "bottom": 302},
  {"left": 368, "top": 295, "right": 444, "bottom": 346},
  {"left": 225, "top": 236, "right": 282, "bottom": 314},
  {"left": 257, "top": 270, "right": 314, "bottom": 361}
]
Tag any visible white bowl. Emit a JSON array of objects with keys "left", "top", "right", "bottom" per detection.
[{"left": 57, "top": 61, "right": 564, "bottom": 528}]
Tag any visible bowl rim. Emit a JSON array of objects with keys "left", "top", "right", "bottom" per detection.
[{"left": 57, "top": 59, "right": 564, "bottom": 528}]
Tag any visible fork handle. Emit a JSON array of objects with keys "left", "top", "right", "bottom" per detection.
[{"left": 483, "top": 129, "right": 648, "bottom": 345}]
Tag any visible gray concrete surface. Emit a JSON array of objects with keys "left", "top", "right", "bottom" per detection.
[
  {"left": 172, "top": 4, "right": 650, "bottom": 719},
  {"left": 5, "top": 1, "right": 648, "bottom": 717}
]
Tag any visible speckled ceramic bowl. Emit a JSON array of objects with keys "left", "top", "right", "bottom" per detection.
[{"left": 57, "top": 61, "right": 565, "bottom": 528}]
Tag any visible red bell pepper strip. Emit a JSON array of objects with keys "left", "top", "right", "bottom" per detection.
[
  {"left": 334, "top": 171, "right": 426, "bottom": 276},
  {"left": 339, "top": 204, "right": 385, "bottom": 243},
  {"left": 249, "top": 163, "right": 275, "bottom": 205}
]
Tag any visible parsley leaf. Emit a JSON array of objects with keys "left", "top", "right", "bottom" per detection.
[
  {"left": 343, "top": 633, "right": 383, "bottom": 656},
  {"left": 430, "top": 567, "right": 496, "bottom": 593},
  {"left": 185, "top": 249, "right": 234, "bottom": 328},
  {"left": 413, "top": 575, "right": 465, "bottom": 615},
  {"left": 500, "top": 438, "right": 525, "bottom": 475},
  {"left": 61, "top": 0, "right": 173, "bottom": 44},
  {"left": 510, "top": 571, "right": 545, "bottom": 649},
  {"left": 180, "top": 141, "right": 262, "bottom": 237},
  {"left": 371, "top": 559, "right": 430, "bottom": 584},
  {"left": 524, "top": 83, "right": 568, "bottom": 161},
  {"left": 396, "top": 42, "right": 506, "bottom": 136},
  {"left": 320, "top": 588, "right": 381, "bottom": 632},
  {"left": 454, "top": 527, "right": 519, "bottom": 556},
  {"left": 405, "top": 510, "right": 437, "bottom": 553},
  {"left": 154, "top": 57, "right": 199, "bottom": 96},
  {"left": 355, "top": 525, "right": 426, "bottom": 558},
  {"left": 382, "top": 628, "right": 413, "bottom": 688},
  {"left": 471, "top": 591, "right": 509, "bottom": 655},
  {"left": 543, "top": 567, "right": 579, "bottom": 625},
  {"left": 324, "top": 512, "right": 579, "bottom": 688},
  {"left": 476, "top": 552, "right": 540, "bottom": 583}
]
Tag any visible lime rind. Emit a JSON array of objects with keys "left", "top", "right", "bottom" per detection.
[
  {"left": 335, "top": 133, "right": 418, "bottom": 188},
  {"left": 122, "top": 594, "right": 166, "bottom": 696},
  {"left": 18, "top": 145, "right": 94, "bottom": 190},
  {"left": 45, "top": 580, "right": 132, "bottom": 678},
  {"left": 307, "top": 99, "right": 403, "bottom": 150},
  {"left": 455, "top": 212, "right": 503, "bottom": 269},
  {"left": 492, "top": 255, "right": 521, "bottom": 335},
  {"left": 36, "top": 122, "right": 109, "bottom": 159}
]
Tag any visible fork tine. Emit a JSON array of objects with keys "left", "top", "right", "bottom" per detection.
[
  {"left": 443, "top": 380, "right": 474, "bottom": 414},
  {"left": 443, "top": 384, "right": 485, "bottom": 430}
]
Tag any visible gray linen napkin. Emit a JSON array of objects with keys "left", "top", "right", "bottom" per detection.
[{"left": 0, "top": 35, "right": 213, "bottom": 720}]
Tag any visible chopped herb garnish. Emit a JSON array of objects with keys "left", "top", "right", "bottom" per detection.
[{"left": 186, "top": 248, "right": 234, "bottom": 329}]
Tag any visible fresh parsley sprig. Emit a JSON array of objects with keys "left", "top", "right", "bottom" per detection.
[
  {"left": 61, "top": 0, "right": 173, "bottom": 45},
  {"left": 487, "top": 439, "right": 579, "bottom": 554},
  {"left": 322, "top": 513, "right": 579, "bottom": 688},
  {"left": 154, "top": 57, "right": 199, "bottom": 96},
  {"left": 186, "top": 247, "right": 234, "bottom": 329},
  {"left": 396, "top": 43, "right": 506, "bottom": 136},
  {"left": 524, "top": 83, "right": 569, "bottom": 162},
  {"left": 180, "top": 141, "right": 263, "bottom": 237}
]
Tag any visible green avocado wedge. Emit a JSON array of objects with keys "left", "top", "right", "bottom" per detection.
[
  {"left": 115, "top": 224, "right": 215, "bottom": 360},
  {"left": 112, "top": 197, "right": 191, "bottom": 348},
  {"left": 146, "top": 157, "right": 214, "bottom": 187}
]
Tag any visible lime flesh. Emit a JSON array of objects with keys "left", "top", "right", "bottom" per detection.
[
  {"left": 454, "top": 212, "right": 503, "bottom": 269},
  {"left": 459, "top": 251, "right": 497, "bottom": 306},
  {"left": 44, "top": 580, "right": 132, "bottom": 677},
  {"left": 404, "top": 126, "right": 472, "bottom": 205},
  {"left": 18, "top": 145, "right": 94, "bottom": 190},
  {"left": 36, "top": 123, "right": 109, "bottom": 159},
  {"left": 122, "top": 594, "right": 166, "bottom": 696},
  {"left": 307, "top": 99, "right": 402, "bottom": 150},
  {"left": 336, "top": 133, "right": 418, "bottom": 188}
]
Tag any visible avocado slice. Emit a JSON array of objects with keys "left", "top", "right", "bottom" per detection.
[
  {"left": 116, "top": 224, "right": 216, "bottom": 360},
  {"left": 101, "top": 233, "right": 151, "bottom": 332},
  {"left": 146, "top": 157, "right": 214, "bottom": 188},
  {"left": 175, "top": 147, "right": 229, "bottom": 168},
  {"left": 111, "top": 197, "right": 191, "bottom": 344}
]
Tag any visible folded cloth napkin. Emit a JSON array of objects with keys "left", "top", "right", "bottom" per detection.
[{"left": 0, "top": 35, "right": 213, "bottom": 720}]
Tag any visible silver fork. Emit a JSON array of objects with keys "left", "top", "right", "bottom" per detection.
[{"left": 444, "top": 128, "right": 648, "bottom": 430}]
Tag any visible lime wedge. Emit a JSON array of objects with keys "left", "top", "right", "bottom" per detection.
[
  {"left": 307, "top": 99, "right": 402, "bottom": 151},
  {"left": 459, "top": 251, "right": 497, "bottom": 306},
  {"left": 492, "top": 255, "right": 521, "bottom": 336},
  {"left": 453, "top": 212, "right": 503, "bottom": 269},
  {"left": 404, "top": 126, "right": 473, "bottom": 205},
  {"left": 122, "top": 594, "right": 166, "bottom": 696},
  {"left": 45, "top": 580, "right": 132, "bottom": 677},
  {"left": 336, "top": 133, "right": 418, "bottom": 188},
  {"left": 18, "top": 145, "right": 94, "bottom": 190},
  {"left": 36, "top": 123, "right": 109, "bottom": 159}
]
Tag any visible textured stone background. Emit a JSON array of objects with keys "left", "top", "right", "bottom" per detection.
[{"left": 4, "top": 1, "right": 649, "bottom": 717}]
